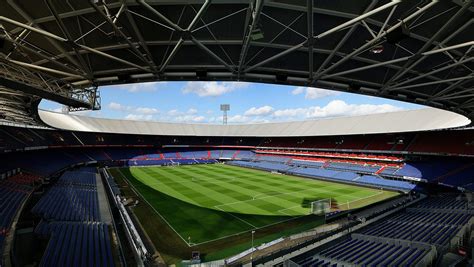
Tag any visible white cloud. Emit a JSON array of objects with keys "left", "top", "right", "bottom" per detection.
[
  {"left": 226, "top": 115, "right": 270, "bottom": 124},
  {"left": 273, "top": 100, "right": 403, "bottom": 119},
  {"left": 106, "top": 97, "right": 403, "bottom": 123},
  {"left": 187, "top": 108, "right": 198, "bottom": 115},
  {"left": 291, "top": 86, "right": 340, "bottom": 99},
  {"left": 244, "top": 105, "right": 274, "bottom": 116},
  {"left": 108, "top": 102, "right": 129, "bottom": 111},
  {"left": 180, "top": 115, "right": 206, "bottom": 122},
  {"left": 108, "top": 102, "right": 159, "bottom": 115},
  {"left": 112, "top": 81, "right": 166, "bottom": 93},
  {"left": 167, "top": 109, "right": 180, "bottom": 116},
  {"left": 273, "top": 108, "right": 307, "bottom": 118},
  {"left": 227, "top": 115, "right": 251, "bottom": 123},
  {"left": 135, "top": 107, "right": 159, "bottom": 115},
  {"left": 182, "top": 81, "right": 249, "bottom": 97},
  {"left": 124, "top": 114, "right": 154, "bottom": 121},
  {"left": 291, "top": 87, "right": 305, "bottom": 95}
]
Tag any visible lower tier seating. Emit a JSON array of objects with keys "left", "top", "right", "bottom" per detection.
[
  {"left": 0, "top": 175, "right": 36, "bottom": 260},
  {"left": 32, "top": 186, "right": 100, "bottom": 222},
  {"left": 230, "top": 160, "right": 415, "bottom": 191},
  {"left": 32, "top": 167, "right": 115, "bottom": 266},
  {"left": 35, "top": 221, "right": 114, "bottom": 267},
  {"left": 294, "top": 236, "right": 430, "bottom": 267},
  {"left": 290, "top": 194, "right": 472, "bottom": 267}
]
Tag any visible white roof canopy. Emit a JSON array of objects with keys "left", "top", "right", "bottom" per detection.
[{"left": 39, "top": 108, "right": 470, "bottom": 137}]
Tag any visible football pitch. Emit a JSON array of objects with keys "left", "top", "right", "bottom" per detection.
[{"left": 113, "top": 163, "right": 398, "bottom": 247}]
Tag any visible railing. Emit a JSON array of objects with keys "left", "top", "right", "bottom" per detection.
[{"left": 101, "top": 168, "right": 148, "bottom": 266}]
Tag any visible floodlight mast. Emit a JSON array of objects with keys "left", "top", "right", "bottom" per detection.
[{"left": 220, "top": 104, "right": 230, "bottom": 125}]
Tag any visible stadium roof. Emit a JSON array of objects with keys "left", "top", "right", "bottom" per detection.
[
  {"left": 0, "top": 0, "right": 473, "bottom": 125},
  {"left": 39, "top": 108, "right": 470, "bottom": 136}
]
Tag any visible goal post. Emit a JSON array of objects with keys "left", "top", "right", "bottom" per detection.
[{"left": 310, "top": 198, "right": 332, "bottom": 215}]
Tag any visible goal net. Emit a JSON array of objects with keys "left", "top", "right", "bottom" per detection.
[
  {"left": 310, "top": 199, "right": 332, "bottom": 215},
  {"left": 335, "top": 191, "right": 385, "bottom": 211}
]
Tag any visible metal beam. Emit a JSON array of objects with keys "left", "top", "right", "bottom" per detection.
[
  {"left": 436, "top": 92, "right": 474, "bottom": 101},
  {"left": 322, "top": 42, "right": 474, "bottom": 79},
  {"left": 389, "top": 75, "right": 474, "bottom": 91},
  {"left": 315, "top": 0, "right": 438, "bottom": 80},
  {"left": 392, "top": 57, "right": 473, "bottom": 88},
  {"left": 307, "top": 0, "right": 313, "bottom": 80},
  {"left": 53, "top": 39, "right": 458, "bottom": 84},
  {"left": 160, "top": 38, "right": 184, "bottom": 73},
  {"left": 89, "top": 1, "right": 156, "bottom": 72},
  {"left": 137, "top": 0, "right": 184, "bottom": 31},
  {"left": 0, "top": 77, "right": 90, "bottom": 108},
  {"left": 187, "top": 0, "right": 212, "bottom": 31},
  {"left": 0, "top": 16, "right": 150, "bottom": 73},
  {"left": 244, "top": 13, "right": 304, "bottom": 67},
  {"left": 122, "top": 2, "right": 159, "bottom": 74},
  {"left": 431, "top": 79, "right": 472, "bottom": 100},
  {"left": 6, "top": 0, "right": 84, "bottom": 71},
  {"left": 138, "top": 0, "right": 213, "bottom": 73},
  {"left": 245, "top": 41, "right": 307, "bottom": 73},
  {"left": 189, "top": 5, "right": 236, "bottom": 66},
  {"left": 45, "top": 0, "right": 93, "bottom": 79},
  {"left": 315, "top": 0, "right": 378, "bottom": 78},
  {"left": 0, "top": 34, "right": 86, "bottom": 77},
  {"left": 246, "top": 0, "right": 400, "bottom": 74},
  {"left": 314, "top": 0, "right": 401, "bottom": 40},
  {"left": 238, "top": 0, "right": 264, "bottom": 75},
  {"left": 190, "top": 36, "right": 234, "bottom": 72},
  {"left": 4, "top": 58, "right": 84, "bottom": 79},
  {"left": 383, "top": 0, "right": 473, "bottom": 86}
]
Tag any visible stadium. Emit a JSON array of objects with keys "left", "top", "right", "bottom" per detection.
[{"left": 0, "top": 0, "right": 473, "bottom": 266}]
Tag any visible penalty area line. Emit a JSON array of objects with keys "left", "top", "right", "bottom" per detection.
[{"left": 214, "top": 206, "right": 257, "bottom": 228}]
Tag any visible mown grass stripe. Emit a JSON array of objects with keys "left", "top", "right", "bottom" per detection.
[
  {"left": 123, "top": 164, "right": 398, "bottom": 244},
  {"left": 168, "top": 166, "right": 296, "bottom": 214}
]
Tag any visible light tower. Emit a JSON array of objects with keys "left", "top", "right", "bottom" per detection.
[{"left": 220, "top": 104, "right": 230, "bottom": 125}]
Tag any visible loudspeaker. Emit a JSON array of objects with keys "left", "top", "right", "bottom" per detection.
[{"left": 386, "top": 22, "right": 410, "bottom": 44}]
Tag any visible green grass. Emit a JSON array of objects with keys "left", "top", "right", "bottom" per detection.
[{"left": 111, "top": 164, "right": 398, "bottom": 264}]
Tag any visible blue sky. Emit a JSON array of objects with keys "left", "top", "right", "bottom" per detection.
[{"left": 39, "top": 82, "right": 422, "bottom": 124}]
